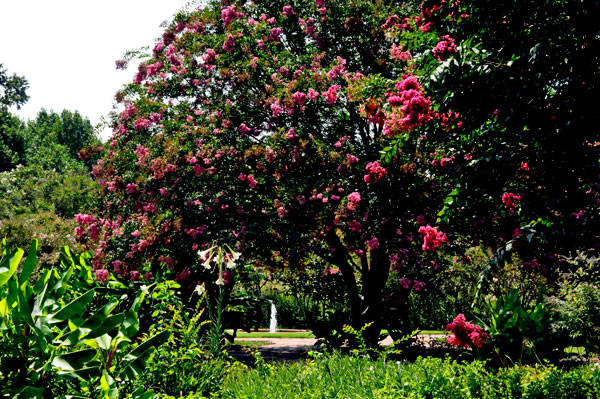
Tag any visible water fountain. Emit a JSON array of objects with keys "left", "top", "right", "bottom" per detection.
[{"left": 268, "top": 300, "right": 278, "bottom": 333}]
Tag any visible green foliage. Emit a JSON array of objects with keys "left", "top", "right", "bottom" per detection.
[
  {"left": 220, "top": 354, "right": 600, "bottom": 399},
  {"left": 23, "top": 109, "right": 99, "bottom": 173},
  {"left": 0, "top": 107, "right": 25, "bottom": 172},
  {"left": 551, "top": 252, "right": 600, "bottom": 354},
  {"left": 0, "top": 164, "right": 97, "bottom": 219},
  {"left": 139, "top": 281, "right": 226, "bottom": 397},
  {"left": 0, "top": 241, "right": 169, "bottom": 398},
  {"left": 474, "top": 288, "right": 558, "bottom": 366},
  {"left": 0, "top": 63, "right": 29, "bottom": 109}
]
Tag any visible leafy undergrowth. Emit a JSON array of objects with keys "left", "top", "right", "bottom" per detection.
[{"left": 218, "top": 354, "right": 600, "bottom": 399}]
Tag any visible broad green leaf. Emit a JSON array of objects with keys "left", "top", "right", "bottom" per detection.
[
  {"left": 80, "top": 298, "right": 119, "bottom": 331},
  {"left": 19, "top": 240, "right": 38, "bottom": 288},
  {"left": 12, "top": 385, "right": 45, "bottom": 399},
  {"left": 52, "top": 349, "right": 97, "bottom": 371},
  {"left": 100, "top": 370, "right": 118, "bottom": 399},
  {"left": 94, "top": 333, "right": 113, "bottom": 351},
  {"left": 119, "top": 347, "right": 157, "bottom": 381},
  {"left": 121, "top": 291, "right": 145, "bottom": 338},
  {"left": 86, "top": 313, "right": 126, "bottom": 339},
  {"left": 130, "top": 386, "right": 154, "bottom": 399},
  {"left": 123, "top": 330, "right": 170, "bottom": 361},
  {"left": 0, "top": 248, "right": 24, "bottom": 286},
  {"left": 49, "top": 289, "right": 95, "bottom": 323}
]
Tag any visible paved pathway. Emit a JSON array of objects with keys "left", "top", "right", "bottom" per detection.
[{"left": 231, "top": 334, "right": 448, "bottom": 362}]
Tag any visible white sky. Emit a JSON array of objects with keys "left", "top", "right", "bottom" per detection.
[{"left": 1, "top": 0, "right": 198, "bottom": 141}]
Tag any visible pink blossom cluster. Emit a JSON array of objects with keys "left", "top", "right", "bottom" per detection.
[
  {"left": 390, "top": 43, "right": 412, "bottom": 61},
  {"left": 418, "top": 225, "right": 447, "bottom": 251},
  {"left": 347, "top": 191, "right": 361, "bottom": 210},
  {"left": 364, "top": 161, "right": 387, "bottom": 184},
  {"left": 221, "top": 5, "right": 243, "bottom": 27},
  {"left": 202, "top": 49, "right": 217, "bottom": 64},
  {"left": 134, "top": 144, "right": 150, "bottom": 165},
  {"left": 433, "top": 35, "right": 458, "bottom": 61},
  {"left": 446, "top": 314, "right": 489, "bottom": 348},
  {"left": 269, "top": 27, "right": 284, "bottom": 43},
  {"left": 502, "top": 192, "right": 521, "bottom": 208},
  {"left": 322, "top": 85, "right": 340, "bottom": 105},
  {"left": 381, "top": 15, "right": 411, "bottom": 31},
  {"left": 367, "top": 237, "right": 379, "bottom": 251},
  {"left": 282, "top": 5, "right": 295, "bottom": 17},
  {"left": 440, "top": 110, "right": 463, "bottom": 130},
  {"left": 223, "top": 34, "right": 236, "bottom": 52},
  {"left": 383, "top": 77, "right": 432, "bottom": 136},
  {"left": 238, "top": 173, "right": 258, "bottom": 188}
]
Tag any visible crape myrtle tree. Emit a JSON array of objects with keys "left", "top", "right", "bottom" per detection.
[{"left": 81, "top": 0, "right": 600, "bottom": 343}]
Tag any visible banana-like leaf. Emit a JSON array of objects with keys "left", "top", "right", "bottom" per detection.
[
  {"left": 118, "top": 330, "right": 170, "bottom": 380},
  {"left": 121, "top": 290, "right": 145, "bottom": 338},
  {"left": 32, "top": 269, "right": 53, "bottom": 317},
  {"left": 19, "top": 240, "right": 38, "bottom": 288},
  {"left": 119, "top": 347, "right": 157, "bottom": 381},
  {"left": 0, "top": 248, "right": 23, "bottom": 286},
  {"left": 100, "top": 370, "right": 118, "bottom": 399},
  {"left": 85, "top": 313, "right": 126, "bottom": 340},
  {"left": 52, "top": 349, "right": 97, "bottom": 372},
  {"left": 130, "top": 386, "right": 155, "bottom": 399},
  {"left": 48, "top": 289, "right": 95, "bottom": 323},
  {"left": 10, "top": 385, "right": 45, "bottom": 399},
  {"left": 80, "top": 298, "right": 119, "bottom": 330}
]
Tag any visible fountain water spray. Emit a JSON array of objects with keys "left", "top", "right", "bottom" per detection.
[{"left": 268, "top": 300, "right": 278, "bottom": 333}]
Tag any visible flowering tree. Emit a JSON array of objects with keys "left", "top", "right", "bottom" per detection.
[{"left": 83, "top": 0, "right": 600, "bottom": 343}]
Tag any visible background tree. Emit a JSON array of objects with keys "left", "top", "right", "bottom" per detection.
[{"left": 0, "top": 64, "right": 28, "bottom": 171}]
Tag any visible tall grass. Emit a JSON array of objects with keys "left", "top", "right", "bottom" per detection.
[{"left": 221, "top": 354, "right": 600, "bottom": 399}]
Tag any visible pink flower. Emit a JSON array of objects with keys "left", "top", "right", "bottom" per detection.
[
  {"left": 134, "top": 144, "right": 150, "bottom": 165},
  {"left": 502, "top": 192, "right": 521, "bottom": 208},
  {"left": 519, "top": 162, "right": 529, "bottom": 171},
  {"left": 308, "top": 88, "right": 320, "bottom": 100},
  {"left": 202, "top": 48, "right": 217, "bottom": 64},
  {"left": 347, "top": 154, "right": 358, "bottom": 164},
  {"left": 348, "top": 191, "right": 361, "bottom": 203},
  {"left": 367, "top": 237, "right": 379, "bottom": 251},
  {"left": 94, "top": 269, "right": 110, "bottom": 284},
  {"left": 282, "top": 5, "right": 295, "bottom": 16},
  {"left": 364, "top": 161, "right": 387, "bottom": 184},
  {"left": 446, "top": 314, "right": 488, "bottom": 348},
  {"left": 413, "top": 281, "right": 426, "bottom": 292},
  {"left": 399, "top": 277, "right": 411, "bottom": 289},
  {"left": 292, "top": 91, "right": 308, "bottom": 106},
  {"left": 277, "top": 206, "right": 287, "bottom": 218},
  {"left": 238, "top": 123, "right": 252, "bottom": 134},
  {"left": 269, "top": 27, "right": 284, "bottom": 43},
  {"left": 287, "top": 128, "right": 299, "bottom": 140},
  {"left": 390, "top": 43, "right": 412, "bottom": 61},
  {"left": 322, "top": 84, "right": 340, "bottom": 105},
  {"left": 125, "top": 183, "right": 138, "bottom": 194},
  {"left": 247, "top": 174, "right": 258, "bottom": 188},
  {"left": 221, "top": 5, "right": 243, "bottom": 27},
  {"left": 433, "top": 35, "right": 458, "bottom": 61},
  {"left": 418, "top": 225, "right": 448, "bottom": 252},
  {"left": 271, "top": 101, "right": 284, "bottom": 117},
  {"left": 223, "top": 34, "right": 236, "bottom": 52}
]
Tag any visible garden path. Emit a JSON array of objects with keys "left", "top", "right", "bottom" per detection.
[{"left": 231, "top": 334, "right": 448, "bottom": 362}]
